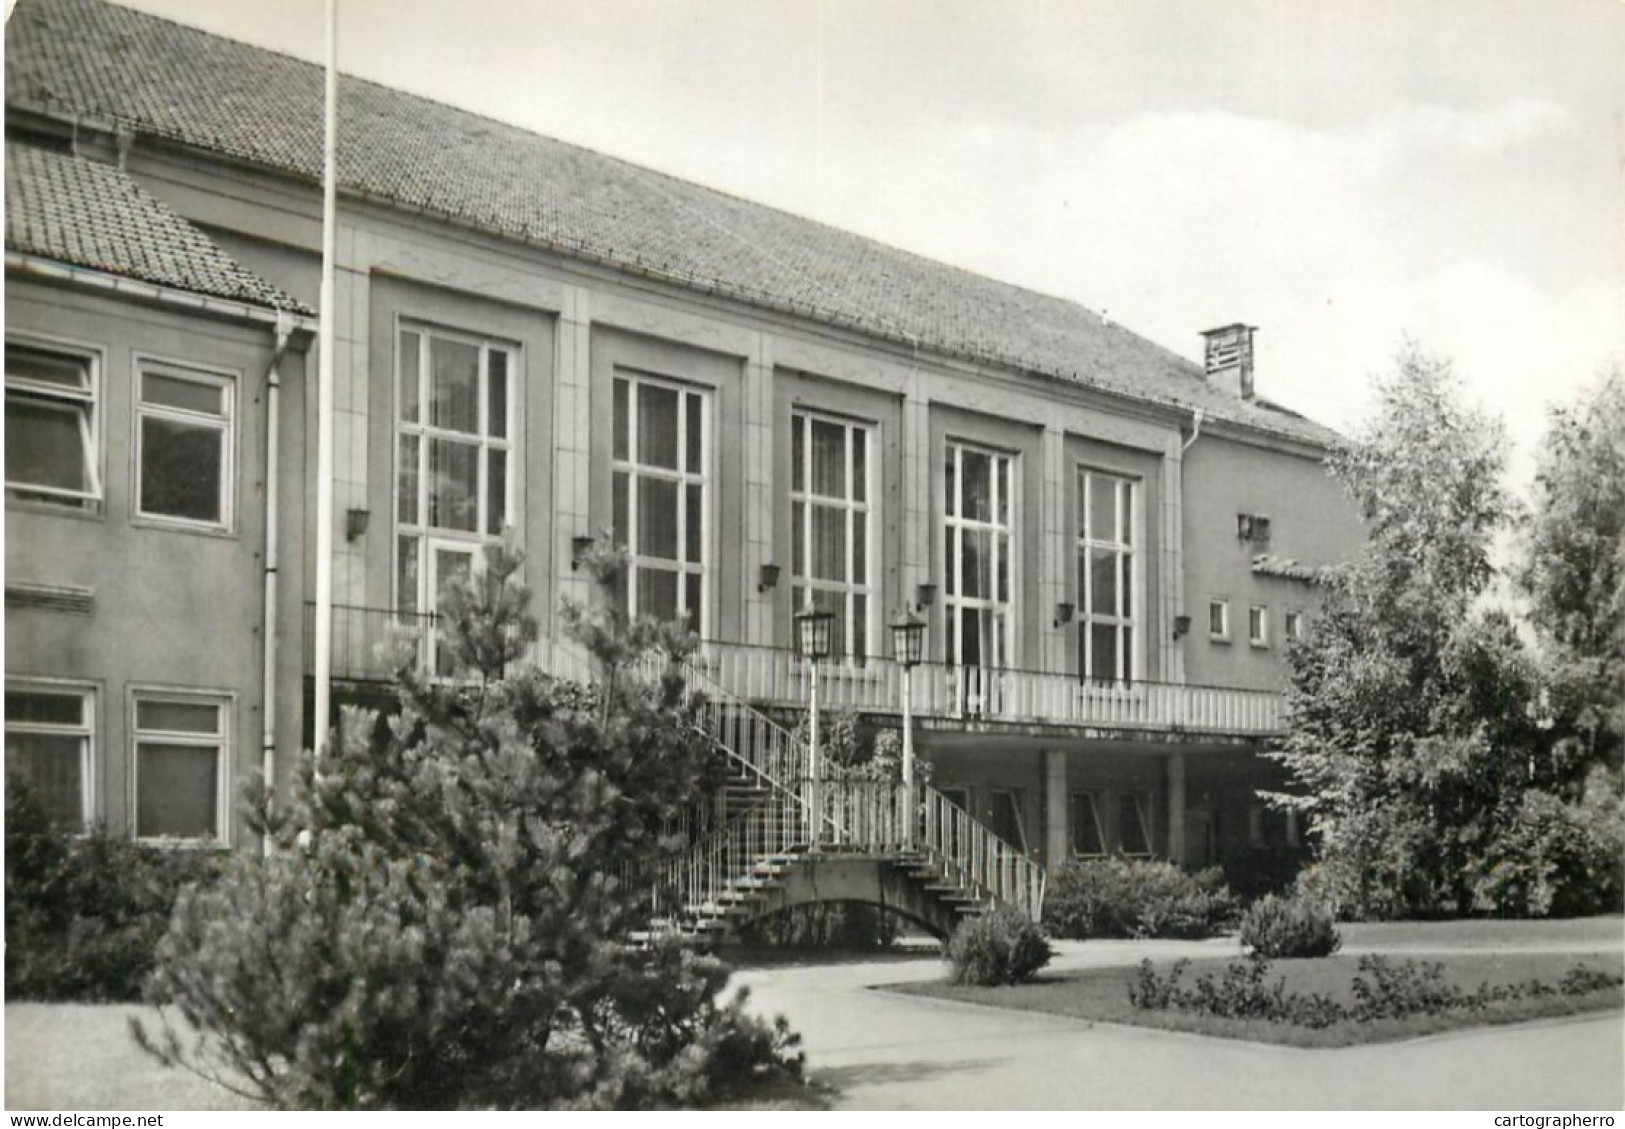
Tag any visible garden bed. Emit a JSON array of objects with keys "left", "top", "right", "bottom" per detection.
[{"left": 886, "top": 949, "right": 1625, "bottom": 1048}]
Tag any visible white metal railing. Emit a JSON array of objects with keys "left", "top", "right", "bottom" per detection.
[
  {"left": 316, "top": 605, "right": 1280, "bottom": 736},
  {"left": 694, "top": 641, "right": 1282, "bottom": 735}
]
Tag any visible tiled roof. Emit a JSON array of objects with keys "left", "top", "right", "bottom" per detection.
[
  {"left": 6, "top": 0, "right": 1337, "bottom": 446},
  {"left": 5, "top": 143, "right": 314, "bottom": 315}
]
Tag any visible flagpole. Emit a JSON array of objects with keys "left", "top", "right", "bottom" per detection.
[{"left": 313, "top": 0, "right": 337, "bottom": 761}]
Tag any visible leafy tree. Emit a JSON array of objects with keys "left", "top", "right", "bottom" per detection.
[
  {"left": 1268, "top": 344, "right": 1533, "bottom": 917},
  {"left": 135, "top": 542, "right": 803, "bottom": 1109},
  {"left": 1517, "top": 366, "right": 1625, "bottom": 778}
]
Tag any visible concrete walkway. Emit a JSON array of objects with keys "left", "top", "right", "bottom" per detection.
[{"left": 731, "top": 938, "right": 1625, "bottom": 1110}]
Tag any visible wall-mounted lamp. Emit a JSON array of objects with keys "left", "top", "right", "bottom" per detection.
[
  {"left": 571, "top": 535, "right": 595, "bottom": 570},
  {"left": 757, "top": 563, "right": 781, "bottom": 593},
  {"left": 1172, "top": 614, "right": 1193, "bottom": 639},
  {"left": 1053, "top": 601, "right": 1075, "bottom": 628},
  {"left": 914, "top": 582, "right": 937, "bottom": 612},
  {"left": 345, "top": 507, "right": 371, "bottom": 542}
]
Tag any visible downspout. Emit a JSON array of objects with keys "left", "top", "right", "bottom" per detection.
[
  {"left": 261, "top": 312, "right": 294, "bottom": 857},
  {"left": 1181, "top": 407, "right": 1205, "bottom": 452}
]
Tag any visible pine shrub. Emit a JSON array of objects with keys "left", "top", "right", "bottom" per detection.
[
  {"left": 946, "top": 904, "right": 1053, "bottom": 986},
  {"left": 1238, "top": 893, "right": 1342, "bottom": 958},
  {"left": 1042, "top": 857, "right": 1239, "bottom": 940},
  {"left": 135, "top": 542, "right": 804, "bottom": 1109}
]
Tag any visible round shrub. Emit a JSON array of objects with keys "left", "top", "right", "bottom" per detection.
[
  {"left": 1239, "top": 892, "right": 1342, "bottom": 958},
  {"left": 1042, "top": 857, "right": 1240, "bottom": 940},
  {"left": 946, "top": 904, "right": 1053, "bottom": 986}
]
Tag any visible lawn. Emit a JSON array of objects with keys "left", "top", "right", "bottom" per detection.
[{"left": 887, "top": 948, "right": 1625, "bottom": 1048}]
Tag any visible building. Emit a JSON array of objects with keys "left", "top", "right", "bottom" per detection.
[
  {"left": 5, "top": 0, "right": 1362, "bottom": 909},
  {"left": 4, "top": 139, "right": 313, "bottom": 847}
]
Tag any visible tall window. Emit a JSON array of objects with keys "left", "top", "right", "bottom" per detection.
[
  {"left": 132, "top": 692, "right": 227, "bottom": 843},
  {"left": 791, "top": 411, "right": 873, "bottom": 659},
  {"left": 5, "top": 342, "right": 100, "bottom": 508},
  {"left": 395, "top": 325, "right": 514, "bottom": 622},
  {"left": 136, "top": 363, "right": 234, "bottom": 529},
  {"left": 5, "top": 683, "right": 94, "bottom": 829},
  {"left": 1078, "top": 469, "right": 1138, "bottom": 682},
  {"left": 613, "top": 373, "right": 708, "bottom": 633},
  {"left": 944, "top": 441, "right": 1014, "bottom": 667}
]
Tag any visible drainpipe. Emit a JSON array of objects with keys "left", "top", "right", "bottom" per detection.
[
  {"left": 1181, "top": 407, "right": 1205, "bottom": 453},
  {"left": 261, "top": 312, "right": 294, "bottom": 857}
]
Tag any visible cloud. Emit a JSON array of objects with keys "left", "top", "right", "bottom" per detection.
[{"left": 1362, "top": 98, "right": 1573, "bottom": 157}]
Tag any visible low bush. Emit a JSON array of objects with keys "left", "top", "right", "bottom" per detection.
[
  {"left": 1239, "top": 893, "right": 1342, "bottom": 958},
  {"left": 946, "top": 904, "right": 1053, "bottom": 986},
  {"left": 1129, "top": 953, "right": 1623, "bottom": 1027},
  {"left": 1042, "top": 857, "right": 1239, "bottom": 940},
  {"left": 4, "top": 778, "right": 222, "bottom": 1003}
]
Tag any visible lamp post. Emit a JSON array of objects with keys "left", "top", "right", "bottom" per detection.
[
  {"left": 890, "top": 609, "right": 926, "bottom": 848},
  {"left": 795, "top": 604, "right": 835, "bottom": 850}
]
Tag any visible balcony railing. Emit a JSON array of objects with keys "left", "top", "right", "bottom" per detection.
[
  {"left": 305, "top": 604, "right": 1282, "bottom": 736},
  {"left": 690, "top": 641, "right": 1282, "bottom": 736}
]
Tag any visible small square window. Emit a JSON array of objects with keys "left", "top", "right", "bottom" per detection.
[
  {"left": 1249, "top": 605, "right": 1270, "bottom": 647},
  {"left": 132, "top": 692, "right": 227, "bottom": 843},
  {"left": 1208, "top": 598, "right": 1230, "bottom": 641},
  {"left": 5, "top": 683, "right": 94, "bottom": 829},
  {"left": 1284, "top": 609, "right": 1305, "bottom": 642},
  {"left": 136, "top": 364, "right": 234, "bottom": 530},
  {"left": 6, "top": 342, "right": 101, "bottom": 509}
]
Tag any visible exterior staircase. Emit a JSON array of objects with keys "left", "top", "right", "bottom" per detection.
[
  {"left": 532, "top": 636, "right": 1045, "bottom": 944},
  {"left": 640, "top": 662, "right": 1046, "bottom": 944}
]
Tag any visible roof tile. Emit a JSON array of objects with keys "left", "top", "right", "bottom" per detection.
[
  {"left": 5, "top": 143, "right": 314, "bottom": 315},
  {"left": 6, "top": 0, "right": 1335, "bottom": 445}
]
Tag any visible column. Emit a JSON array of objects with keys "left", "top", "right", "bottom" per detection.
[
  {"left": 743, "top": 334, "right": 775, "bottom": 645},
  {"left": 1045, "top": 749, "right": 1068, "bottom": 865},
  {"left": 901, "top": 388, "right": 931, "bottom": 639},
  {"left": 1162, "top": 445, "right": 1186, "bottom": 684},
  {"left": 553, "top": 285, "right": 593, "bottom": 613},
  {"left": 1166, "top": 751, "right": 1187, "bottom": 866},
  {"left": 1041, "top": 426, "right": 1067, "bottom": 672}
]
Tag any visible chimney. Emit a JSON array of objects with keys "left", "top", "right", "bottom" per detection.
[{"left": 1200, "top": 323, "right": 1257, "bottom": 400}]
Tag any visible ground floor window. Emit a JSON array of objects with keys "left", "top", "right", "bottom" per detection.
[
  {"left": 132, "top": 692, "right": 228, "bottom": 844},
  {"left": 1118, "top": 791, "right": 1153, "bottom": 855},
  {"left": 1071, "top": 790, "right": 1105, "bottom": 855},
  {"left": 5, "top": 682, "right": 93, "bottom": 828},
  {"left": 989, "top": 787, "right": 1028, "bottom": 852}
]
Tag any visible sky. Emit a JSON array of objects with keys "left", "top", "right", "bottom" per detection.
[{"left": 112, "top": 0, "right": 1623, "bottom": 490}]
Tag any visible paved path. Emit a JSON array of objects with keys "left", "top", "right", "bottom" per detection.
[{"left": 731, "top": 939, "right": 1625, "bottom": 1110}]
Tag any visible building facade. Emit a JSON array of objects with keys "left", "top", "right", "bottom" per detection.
[{"left": 6, "top": 0, "right": 1362, "bottom": 892}]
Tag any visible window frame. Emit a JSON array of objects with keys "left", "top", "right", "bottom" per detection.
[
  {"left": 611, "top": 369, "right": 711, "bottom": 636},
  {"left": 393, "top": 321, "right": 517, "bottom": 621},
  {"left": 1117, "top": 790, "right": 1155, "bottom": 857},
  {"left": 4, "top": 678, "right": 96, "bottom": 830},
  {"left": 1076, "top": 467, "right": 1142, "bottom": 684},
  {"left": 129, "top": 688, "right": 231, "bottom": 847},
  {"left": 1248, "top": 604, "right": 1270, "bottom": 648},
  {"left": 1208, "top": 597, "right": 1231, "bottom": 643},
  {"left": 132, "top": 357, "right": 237, "bottom": 533},
  {"left": 790, "top": 408, "right": 876, "bottom": 663},
  {"left": 1284, "top": 608, "right": 1305, "bottom": 642},
  {"left": 943, "top": 439, "right": 1017, "bottom": 670},
  {"left": 1071, "top": 789, "right": 1107, "bottom": 857},
  {"left": 5, "top": 336, "right": 103, "bottom": 511}
]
